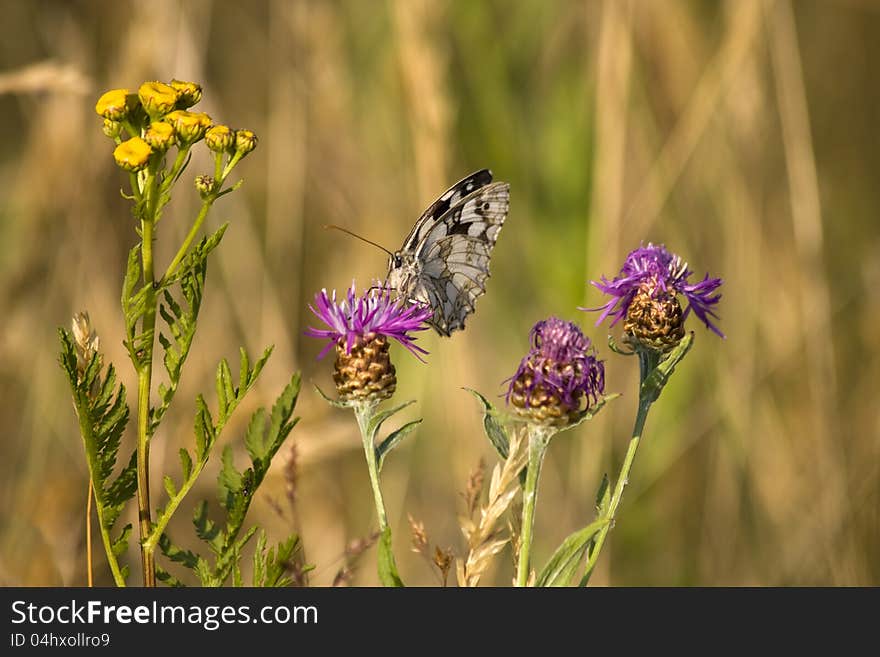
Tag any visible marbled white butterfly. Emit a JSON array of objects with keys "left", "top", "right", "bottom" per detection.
[{"left": 386, "top": 169, "right": 509, "bottom": 336}]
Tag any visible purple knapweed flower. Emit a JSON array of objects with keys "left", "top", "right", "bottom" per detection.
[
  {"left": 588, "top": 243, "right": 724, "bottom": 340},
  {"left": 506, "top": 317, "right": 605, "bottom": 425},
  {"left": 305, "top": 282, "right": 433, "bottom": 360},
  {"left": 305, "top": 282, "right": 432, "bottom": 403}
]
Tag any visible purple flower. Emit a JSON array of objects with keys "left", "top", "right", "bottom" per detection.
[
  {"left": 304, "top": 282, "right": 433, "bottom": 360},
  {"left": 588, "top": 243, "right": 724, "bottom": 338},
  {"left": 506, "top": 318, "right": 605, "bottom": 422}
]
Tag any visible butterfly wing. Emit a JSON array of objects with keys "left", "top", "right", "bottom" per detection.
[
  {"left": 416, "top": 182, "right": 510, "bottom": 335},
  {"left": 399, "top": 169, "right": 495, "bottom": 253}
]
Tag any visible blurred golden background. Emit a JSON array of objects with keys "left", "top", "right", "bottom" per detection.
[{"left": 1, "top": 0, "right": 878, "bottom": 586}]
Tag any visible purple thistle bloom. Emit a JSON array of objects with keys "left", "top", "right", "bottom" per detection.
[
  {"left": 588, "top": 243, "right": 724, "bottom": 337},
  {"left": 506, "top": 318, "right": 605, "bottom": 417},
  {"left": 304, "top": 282, "right": 433, "bottom": 360}
]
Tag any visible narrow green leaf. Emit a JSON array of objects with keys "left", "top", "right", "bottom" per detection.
[
  {"left": 641, "top": 332, "right": 694, "bottom": 402},
  {"left": 122, "top": 243, "right": 141, "bottom": 308},
  {"left": 377, "top": 526, "right": 405, "bottom": 587},
  {"left": 179, "top": 448, "right": 193, "bottom": 481},
  {"left": 216, "top": 358, "right": 232, "bottom": 422},
  {"left": 238, "top": 348, "right": 249, "bottom": 396},
  {"left": 376, "top": 419, "right": 422, "bottom": 472},
  {"left": 218, "top": 445, "right": 242, "bottom": 510},
  {"left": 244, "top": 409, "right": 268, "bottom": 467},
  {"left": 367, "top": 400, "right": 416, "bottom": 442},
  {"left": 163, "top": 475, "right": 176, "bottom": 499},
  {"left": 463, "top": 387, "right": 510, "bottom": 459},
  {"left": 313, "top": 384, "right": 348, "bottom": 409},
  {"left": 595, "top": 473, "right": 610, "bottom": 514},
  {"left": 535, "top": 518, "right": 610, "bottom": 587},
  {"left": 111, "top": 524, "right": 132, "bottom": 558}
]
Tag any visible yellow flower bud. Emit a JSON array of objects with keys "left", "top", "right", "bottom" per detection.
[
  {"left": 169, "top": 79, "right": 202, "bottom": 108},
  {"left": 138, "top": 81, "right": 179, "bottom": 118},
  {"left": 205, "top": 125, "right": 235, "bottom": 153},
  {"left": 195, "top": 175, "right": 216, "bottom": 198},
  {"left": 95, "top": 88, "right": 134, "bottom": 121},
  {"left": 102, "top": 118, "right": 123, "bottom": 139},
  {"left": 143, "top": 121, "right": 176, "bottom": 151},
  {"left": 234, "top": 129, "right": 258, "bottom": 157},
  {"left": 164, "top": 110, "right": 213, "bottom": 145},
  {"left": 113, "top": 137, "right": 153, "bottom": 172}
]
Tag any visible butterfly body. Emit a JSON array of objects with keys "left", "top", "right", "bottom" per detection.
[{"left": 387, "top": 169, "right": 509, "bottom": 336}]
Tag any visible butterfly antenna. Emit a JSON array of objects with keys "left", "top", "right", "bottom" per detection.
[{"left": 324, "top": 224, "right": 394, "bottom": 257}]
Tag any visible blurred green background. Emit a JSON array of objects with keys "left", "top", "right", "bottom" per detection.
[{"left": 1, "top": 0, "right": 878, "bottom": 586}]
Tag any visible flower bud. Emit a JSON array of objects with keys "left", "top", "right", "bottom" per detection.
[
  {"left": 333, "top": 335, "right": 397, "bottom": 403},
  {"left": 164, "top": 110, "right": 213, "bottom": 145},
  {"left": 138, "top": 81, "right": 179, "bottom": 118},
  {"left": 113, "top": 137, "right": 153, "bottom": 172},
  {"left": 506, "top": 318, "right": 605, "bottom": 427},
  {"left": 169, "top": 79, "right": 202, "bottom": 108},
  {"left": 102, "top": 118, "right": 123, "bottom": 139},
  {"left": 234, "top": 129, "right": 258, "bottom": 157},
  {"left": 195, "top": 175, "right": 216, "bottom": 198},
  {"left": 72, "top": 312, "right": 100, "bottom": 369},
  {"left": 143, "top": 121, "right": 176, "bottom": 151},
  {"left": 622, "top": 285, "right": 685, "bottom": 352},
  {"left": 205, "top": 125, "right": 235, "bottom": 153},
  {"left": 95, "top": 88, "right": 134, "bottom": 121}
]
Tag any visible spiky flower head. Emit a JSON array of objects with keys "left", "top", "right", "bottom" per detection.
[
  {"left": 588, "top": 243, "right": 723, "bottom": 349},
  {"left": 506, "top": 318, "right": 605, "bottom": 426},
  {"left": 305, "top": 283, "right": 432, "bottom": 403},
  {"left": 113, "top": 137, "right": 153, "bottom": 172}
]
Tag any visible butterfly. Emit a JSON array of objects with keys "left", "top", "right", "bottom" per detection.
[{"left": 386, "top": 169, "right": 509, "bottom": 336}]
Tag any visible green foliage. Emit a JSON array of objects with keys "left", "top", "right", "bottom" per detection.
[
  {"left": 150, "top": 230, "right": 221, "bottom": 431},
  {"left": 536, "top": 517, "right": 609, "bottom": 587},
  {"left": 367, "top": 400, "right": 422, "bottom": 472},
  {"left": 252, "top": 531, "right": 309, "bottom": 587},
  {"left": 58, "top": 330, "right": 136, "bottom": 585},
  {"left": 463, "top": 387, "right": 511, "bottom": 460},
  {"left": 640, "top": 333, "right": 694, "bottom": 404},
  {"left": 157, "top": 373, "right": 302, "bottom": 586},
  {"left": 121, "top": 244, "right": 153, "bottom": 370},
  {"left": 377, "top": 526, "right": 404, "bottom": 588}
]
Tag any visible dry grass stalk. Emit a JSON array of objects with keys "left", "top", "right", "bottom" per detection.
[
  {"left": 408, "top": 514, "right": 454, "bottom": 586},
  {"left": 331, "top": 531, "right": 380, "bottom": 587},
  {"left": 456, "top": 431, "right": 527, "bottom": 587}
]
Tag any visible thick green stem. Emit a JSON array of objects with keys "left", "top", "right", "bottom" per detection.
[
  {"left": 515, "top": 425, "right": 552, "bottom": 586},
  {"left": 581, "top": 397, "right": 652, "bottom": 584},
  {"left": 136, "top": 209, "right": 157, "bottom": 587},
  {"left": 354, "top": 403, "right": 388, "bottom": 530}
]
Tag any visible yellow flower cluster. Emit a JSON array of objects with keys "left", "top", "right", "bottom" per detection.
[{"left": 94, "top": 79, "right": 257, "bottom": 173}]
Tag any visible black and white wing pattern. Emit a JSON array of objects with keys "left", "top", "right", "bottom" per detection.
[{"left": 386, "top": 169, "right": 509, "bottom": 336}]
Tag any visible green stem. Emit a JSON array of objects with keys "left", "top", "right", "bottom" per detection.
[
  {"left": 134, "top": 165, "right": 160, "bottom": 588},
  {"left": 160, "top": 199, "right": 213, "bottom": 284},
  {"left": 136, "top": 213, "right": 157, "bottom": 588},
  {"left": 354, "top": 402, "right": 388, "bottom": 530},
  {"left": 515, "top": 425, "right": 552, "bottom": 586},
  {"left": 581, "top": 396, "right": 652, "bottom": 585}
]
